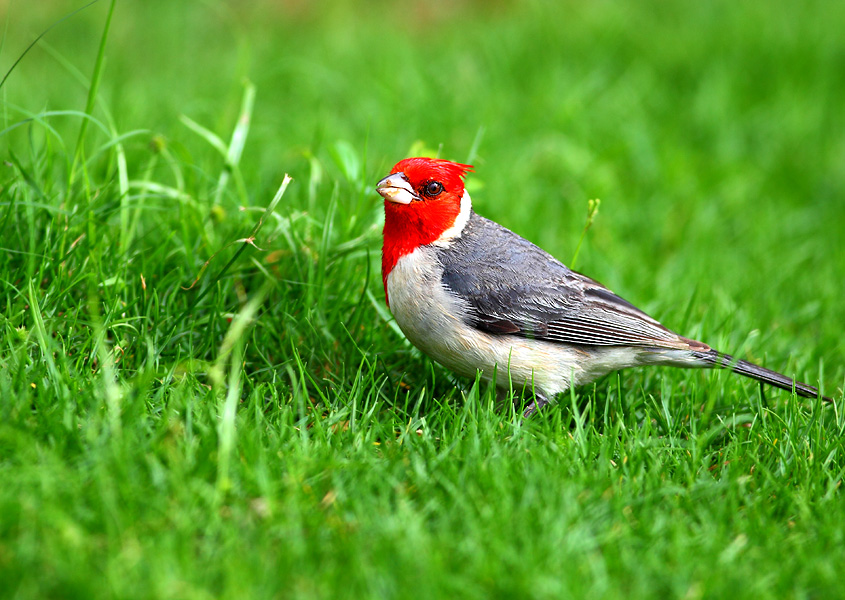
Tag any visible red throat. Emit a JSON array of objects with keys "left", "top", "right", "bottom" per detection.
[{"left": 380, "top": 158, "right": 472, "bottom": 305}]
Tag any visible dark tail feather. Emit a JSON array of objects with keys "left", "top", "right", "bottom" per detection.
[{"left": 692, "top": 349, "right": 832, "bottom": 402}]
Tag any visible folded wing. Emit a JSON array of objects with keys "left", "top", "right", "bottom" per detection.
[{"left": 439, "top": 214, "right": 705, "bottom": 352}]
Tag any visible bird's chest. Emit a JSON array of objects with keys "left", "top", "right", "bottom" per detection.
[{"left": 385, "top": 248, "right": 472, "bottom": 359}]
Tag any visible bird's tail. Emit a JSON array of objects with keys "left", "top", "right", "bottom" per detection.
[{"left": 692, "top": 349, "right": 831, "bottom": 402}]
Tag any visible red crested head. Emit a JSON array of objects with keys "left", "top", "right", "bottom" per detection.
[
  {"left": 388, "top": 158, "right": 472, "bottom": 198},
  {"left": 376, "top": 157, "right": 473, "bottom": 305}
]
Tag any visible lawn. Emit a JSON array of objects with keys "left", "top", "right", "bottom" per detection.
[{"left": 1, "top": 0, "right": 844, "bottom": 598}]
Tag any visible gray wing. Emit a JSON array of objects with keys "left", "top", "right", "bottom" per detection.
[{"left": 438, "top": 214, "right": 705, "bottom": 351}]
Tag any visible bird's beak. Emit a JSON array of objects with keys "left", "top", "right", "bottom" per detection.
[{"left": 376, "top": 172, "right": 420, "bottom": 205}]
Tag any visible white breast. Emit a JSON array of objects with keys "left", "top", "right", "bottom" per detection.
[{"left": 385, "top": 247, "right": 639, "bottom": 397}]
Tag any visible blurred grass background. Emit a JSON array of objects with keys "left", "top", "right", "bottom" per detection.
[{"left": 1, "top": 0, "right": 844, "bottom": 598}]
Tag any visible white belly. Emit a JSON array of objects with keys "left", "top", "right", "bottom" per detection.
[{"left": 386, "top": 248, "right": 642, "bottom": 396}]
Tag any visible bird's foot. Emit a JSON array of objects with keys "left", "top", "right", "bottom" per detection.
[{"left": 522, "top": 392, "right": 551, "bottom": 419}]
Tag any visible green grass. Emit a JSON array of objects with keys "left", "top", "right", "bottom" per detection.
[{"left": 2, "top": 0, "right": 844, "bottom": 598}]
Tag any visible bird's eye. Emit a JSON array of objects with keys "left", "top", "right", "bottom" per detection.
[{"left": 424, "top": 181, "right": 443, "bottom": 197}]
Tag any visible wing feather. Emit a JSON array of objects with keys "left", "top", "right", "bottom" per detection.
[{"left": 438, "top": 214, "right": 703, "bottom": 351}]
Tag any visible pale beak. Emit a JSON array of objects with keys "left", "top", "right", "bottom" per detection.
[{"left": 376, "top": 172, "right": 420, "bottom": 205}]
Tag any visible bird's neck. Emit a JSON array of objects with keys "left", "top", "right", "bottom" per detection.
[{"left": 381, "top": 191, "right": 472, "bottom": 305}]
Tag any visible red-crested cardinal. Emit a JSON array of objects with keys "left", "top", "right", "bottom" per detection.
[{"left": 376, "top": 157, "right": 830, "bottom": 416}]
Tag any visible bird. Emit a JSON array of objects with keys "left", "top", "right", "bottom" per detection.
[{"left": 376, "top": 157, "right": 831, "bottom": 416}]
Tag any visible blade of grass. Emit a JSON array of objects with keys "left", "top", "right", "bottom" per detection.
[
  {"left": 570, "top": 197, "right": 600, "bottom": 270},
  {"left": 212, "top": 279, "right": 272, "bottom": 495},
  {"left": 159, "top": 175, "right": 292, "bottom": 357},
  {"left": 70, "top": 0, "right": 117, "bottom": 188},
  {"left": 27, "top": 279, "right": 66, "bottom": 400},
  {"left": 180, "top": 80, "right": 256, "bottom": 207},
  {"left": 0, "top": 0, "right": 102, "bottom": 92}
]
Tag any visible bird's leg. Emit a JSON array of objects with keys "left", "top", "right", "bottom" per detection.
[{"left": 522, "top": 391, "right": 551, "bottom": 419}]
